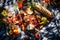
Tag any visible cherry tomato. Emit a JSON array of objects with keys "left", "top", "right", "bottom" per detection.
[
  {"left": 17, "top": 2, "right": 23, "bottom": 9},
  {"left": 45, "top": 0, "right": 49, "bottom": 3},
  {"left": 35, "top": 33, "right": 40, "bottom": 38}
]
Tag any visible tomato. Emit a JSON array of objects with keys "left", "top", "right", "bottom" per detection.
[
  {"left": 35, "top": 33, "right": 40, "bottom": 38},
  {"left": 45, "top": 0, "right": 49, "bottom": 3},
  {"left": 17, "top": 2, "right": 23, "bottom": 9}
]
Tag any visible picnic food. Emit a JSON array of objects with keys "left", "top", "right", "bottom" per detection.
[{"left": 0, "top": 0, "right": 54, "bottom": 37}]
